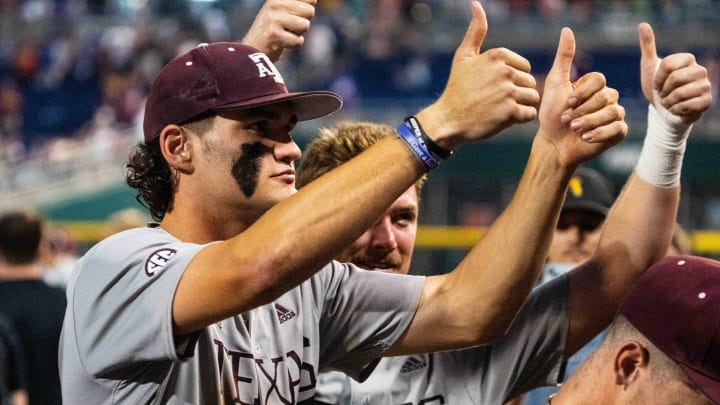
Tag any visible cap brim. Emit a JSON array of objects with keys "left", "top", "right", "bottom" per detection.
[
  {"left": 680, "top": 364, "right": 720, "bottom": 404},
  {"left": 213, "top": 91, "right": 342, "bottom": 121},
  {"left": 561, "top": 201, "right": 609, "bottom": 216}
]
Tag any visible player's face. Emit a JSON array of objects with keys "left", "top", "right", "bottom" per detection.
[
  {"left": 547, "top": 209, "right": 604, "bottom": 264},
  {"left": 196, "top": 102, "right": 301, "bottom": 216},
  {"left": 336, "top": 187, "right": 419, "bottom": 274}
]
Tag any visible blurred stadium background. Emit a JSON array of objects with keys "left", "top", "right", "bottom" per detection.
[{"left": 0, "top": 0, "right": 718, "bottom": 271}]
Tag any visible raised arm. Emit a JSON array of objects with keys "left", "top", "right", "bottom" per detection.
[
  {"left": 172, "top": 1, "right": 544, "bottom": 335},
  {"left": 387, "top": 24, "right": 627, "bottom": 355},
  {"left": 563, "top": 22, "right": 712, "bottom": 356},
  {"left": 241, "top": 0, "right": 316, "bottom": 62}
]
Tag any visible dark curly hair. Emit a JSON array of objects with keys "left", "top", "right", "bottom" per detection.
[
  {"left": 126, "top": 115, "right": 215, "bottom": 221},
  {"left": 126, "top": 138, "right": 174, "bottom": 222}
]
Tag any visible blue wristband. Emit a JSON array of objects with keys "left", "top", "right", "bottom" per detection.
[
  {"left": 405, "top": 116, "right": 452, "bottom": 160},
  {"left": 396, "top": 122, "right": 439, "bottom": 170}
]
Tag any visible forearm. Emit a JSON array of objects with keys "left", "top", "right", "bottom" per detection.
[
  {"left": 176, "top": 135, "right": 427, "bottom": 332},
  {"left": 565, "top": 103, "right": 686, "bottom": 354},
  {"left": 601, "top": 174, "right": 678, "bottom": 273},
  {"left": 565, "top": 174, "right": 678, "bottom": 354},
  {"left": 447, "top": 136, "right": 573, "bottom": 340},
  {"left": 391, "top": 135, "right": 576, "bottom": 354}
]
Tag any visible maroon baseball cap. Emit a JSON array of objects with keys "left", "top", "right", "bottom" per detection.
[
  {"left": 142, "top": 42, "right": 343, "bottom": 142},
  {"left": 620, "top": 255, "right": 720, "bottom": 403}
]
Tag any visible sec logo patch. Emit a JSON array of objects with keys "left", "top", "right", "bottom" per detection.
[{"left": 145, "top": 248, "right": 177, "bottom": 276}]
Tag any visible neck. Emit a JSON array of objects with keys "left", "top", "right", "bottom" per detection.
[
  {"left": 160, "top": 206, "right": 257, "bottom": 244},
  {"left": 0, "top": 263, "right": 43, "bottom": 280},
  {"left": 551, "top": 360, "right": 614, "bottom": 405}
]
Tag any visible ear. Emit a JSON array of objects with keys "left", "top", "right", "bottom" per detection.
[
  {"left": 614, "top": 341, "right": 649, "bottom": 388},
  {"left": 158, "top": 125, "right": 193, "bottom": 173}
]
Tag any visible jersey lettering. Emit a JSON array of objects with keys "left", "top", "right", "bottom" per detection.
[
  {"left": 286, "top": 350, "right": 316, "bottom": 392},
  {"left": 214, "top": 337, "right": 316, "bottom": 404}
]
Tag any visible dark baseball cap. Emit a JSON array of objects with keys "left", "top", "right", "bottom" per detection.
[
  {"left": 142, "top": 42, "right": 343, "bottom": 142},
  {"left": 563, "top": 167, "right": 614, "bottom": 216},
  {"left": 620, "top": 255, "right": 720, "bottom": 403}
]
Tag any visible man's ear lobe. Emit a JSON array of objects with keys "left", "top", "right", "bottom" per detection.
[{"left": 614, "top": 341, "right": 649, "bottom": 388}]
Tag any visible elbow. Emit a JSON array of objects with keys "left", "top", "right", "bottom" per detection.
[
  {"left": 449, "top": 322, "right": 511, "bottom": 349},
  {"left": 238, "top": 260, "right": 288, "bottom": 308},
  {"left": 447, "top": 307, "right": 516, "bottom": 348},
  {"left": 230, "top": 248, "right": 313, "bottom": 308},
  {"left": 472, "top": 315, "right": 515, "bottom": 344}
]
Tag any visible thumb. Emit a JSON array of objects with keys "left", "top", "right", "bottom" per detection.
[
  {"left": 638, "top": 22, "right": 658, "bottom": 64},
  {"left": 455, "top": 1, "right": 488, "bottom": 59},
  {"left": 638, "top": 22, "right": 660, "bottom": 102},
  {"left": 547, "top": 27, "right": 576, "bottom": 82}
]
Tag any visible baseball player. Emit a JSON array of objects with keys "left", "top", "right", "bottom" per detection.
[
  {"left": 300, "top": 22, "right": 712, "bottom": 405},
  {"left": 59, "top": 2, "right": 627, "bottom": 404},
  {"left": 547, "top": 255, "right": 720, "bottom": 404}
]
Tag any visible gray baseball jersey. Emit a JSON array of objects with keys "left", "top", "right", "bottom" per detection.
[
  {"left": 314, "top": 275, "right": 569, "bottom": 404},
  {"left": 59, "top": 226, "right": 424, "bottom": 404}
]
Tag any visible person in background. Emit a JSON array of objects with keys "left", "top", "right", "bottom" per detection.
[
  {"left": 540, "top": 166, "right": 614, "bottom": 282},
  {"left": 42, "top": 226, "right": 79, "bottom": 289},
  {"left": 296, "top": 121, "right": 425, "bottom": 276},
  {"left": 0, "top": 210, "right": 65, "bottom": 405},
  {"left": 0, "top": 313, "right": 28, "bottom": 405}
]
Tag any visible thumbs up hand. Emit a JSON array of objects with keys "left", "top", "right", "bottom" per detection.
[
  {"left": 417, "top": 1, "right": 540, "bottom": 149},
  {"left": 242, "top": 0, "right": 317, "bottom": 62},
  {"left": 639, "top": 22, "right": 711, "bottom": 126},
  {"left": 538, "top": 28, "right": 628, "bottom": 168}
]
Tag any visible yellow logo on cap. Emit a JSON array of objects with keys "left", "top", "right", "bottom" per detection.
[{"left": 569, "top": 176, "right": 583, "bottom": 197}]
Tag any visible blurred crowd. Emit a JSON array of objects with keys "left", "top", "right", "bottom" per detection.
[{"left": 0, "top": 0, "right": 718, "bottom": 175}]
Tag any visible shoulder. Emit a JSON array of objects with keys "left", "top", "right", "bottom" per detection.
[
  {"left": 90, "top": 226, "right": 176, "bottom": 253},
  {"left": 80, "top": 226, "right": 193, "bottom": 267},
  {"left": 69, "top": 226, "right": 204, "bottom": 292}
]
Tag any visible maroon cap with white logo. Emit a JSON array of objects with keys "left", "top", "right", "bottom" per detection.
[
  {"left": 620, "top": 255, "right": 720, "bottom": 404},
  {"left": 142, "top": 42, "right": 343, "bottom": 142}
]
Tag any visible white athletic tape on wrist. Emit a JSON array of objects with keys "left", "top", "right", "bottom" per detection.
[{"left": 635, "top": 88, "right": 692, "bottom": 188}]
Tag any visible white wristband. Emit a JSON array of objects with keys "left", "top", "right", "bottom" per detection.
[{"left": 635, "top": 89, "right": 692, "bottom": 188}]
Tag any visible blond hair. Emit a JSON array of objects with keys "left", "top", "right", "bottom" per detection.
[{"left": 297, "top": 121, "right": 427, "bottom": 194}]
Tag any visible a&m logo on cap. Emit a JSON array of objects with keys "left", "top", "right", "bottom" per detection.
[{"left": 248, "top": 52, "right": 285, "bottom": 84}]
